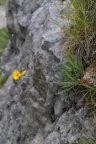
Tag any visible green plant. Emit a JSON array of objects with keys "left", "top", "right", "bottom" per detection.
[
  {"left": 0, "top": 28, "right": 9, "bottom": 57},
  {"left": 55, "top": 0, "right": 96, "bottom": 105},
  {"left": 0, "top": 75, "right": 8, "bottom": 88},
  {"left": 0, "top": 0, "right": 7, "bottom": 6},
  {"left": 54, "top": 0, "right": 96, "bottom": 37},
  {"left": 56, "top": 49, "right": 83, "bottom": 91},
  {"left": 55, "top": 1, "right": 96, "bottom": 142},
  {"left": 80, "top": 137, "right": 96, "bottom": 144},
  {"left": 61, "top": 0, "right": 96, "bottom": 41},
  {"left": 60, "top": 0, "right": 96, "bottom": 65},
  {"left": 56, "top": 49, "right": 96, "bottom": 108}
]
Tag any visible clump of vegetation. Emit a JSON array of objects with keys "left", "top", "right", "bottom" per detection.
[
  {"left": 56, "top": 1, "right": 96, "bottom": 141},
  {"left": 57, "top": 49, "right": 83, "bottom": 90},
  {"left": 61, "top": 0, "right": 96, "bottom": 65},
  {"left": 57, "top": 48, "right": 96, "bottom": 109},
  {"left": 0, "top": 28, "right": 9, "bottom": 57},
  {"left": 0, "top": 0, "right": 7, "bottom": 6},
  {"left": 56, "top": 0, "right": 96, "bottom": 110}
]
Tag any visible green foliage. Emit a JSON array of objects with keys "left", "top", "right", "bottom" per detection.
[
  {"left": 0, "top": 0, "right": 7, "bottom": 6},
  {"left": 57, "top": 49, "right": 83, "bottom": 91},
  {"left": 56, "top": 0, "right": 96, "bottom": 104},
  {"left": 61, "top": 0, "right": 96, "bottom": 42},
  {"left": 56, "top": 0, "right": 96, "bottom": 142},
  {"left": 80, "top": 137, "right": 96, "bottom": 144},
  {"left": 0, "top": 74, "right": 8, "bottom": 88},
  {"left": 56, "top": 49, "right": 96, "bottom": 107},
  {"left": 0, "top": 28, "right": 9, "bottom": 57},
  {"left": 60, "top": 0, "right": 96, "bottom": 65}
]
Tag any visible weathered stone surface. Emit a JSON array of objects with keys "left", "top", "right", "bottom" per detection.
[
  {"left": 0, "top": 0, "right": 95, "bottom": 144},
  {"left": 45, "top": 132, "right": 61, "bottom": 144},
  {"left": 30, "top": 133, "right": 44, "bottom": 144}
]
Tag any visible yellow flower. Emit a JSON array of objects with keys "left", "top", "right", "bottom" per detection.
[
  {"left": 12, "top": 70, "right": 27, "bottom": 80},
  {"left": 20, "top": 70, "right": 27, "bottom": 76},
  {"left": 12, "top": 70, "right": 21, "bottom": 80}
]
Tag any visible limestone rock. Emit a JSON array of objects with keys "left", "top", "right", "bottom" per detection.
[
  {"left": 31, "top": 133, "right": 44, "bottom": 144},
  {"left": 45, "top": 132, "right": 61, "bottom": 144},
  {"left": 0, "top": 0, "right": 95, "bottom": 144}
]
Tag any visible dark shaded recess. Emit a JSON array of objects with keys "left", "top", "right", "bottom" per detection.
[
  {"left": 33, "top": 68, "right": 48, "bottom": 98},
  {"left": 42, "top": 41, "right": 55, "bottom": 51},
  {"left": 19, "top": 37, "right": 25, "bottom": 46},
  {"left": 10, "top": 34, "right": 20, "bottom": 54},
  {"left": 30, "top": 3, "right": 41, "bottom": 14}
]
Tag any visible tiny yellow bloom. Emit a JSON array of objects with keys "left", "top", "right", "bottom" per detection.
[
  {"left": 20, "top": 70, "right": 27, "bottom": 76},
  {"left": 12, "top": 70, "right": 27, "bottom": 80},
  {"left": 12, "top": 70, "right": 21, "bottom": 80}
]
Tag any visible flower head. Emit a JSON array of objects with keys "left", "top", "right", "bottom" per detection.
[
  {"left": 12, "top": 70, "right": 21, "bottom": 80},
  {"left": 12, "top": 70, "right": 27, "bottom": 80}
]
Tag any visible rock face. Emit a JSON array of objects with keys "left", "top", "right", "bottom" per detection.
[{"left": 0, "top": 0, "right": 96, "bottom": 144}]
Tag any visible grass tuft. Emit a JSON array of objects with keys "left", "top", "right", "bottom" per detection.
[
  {"left": 56, "top": 48, "right": 83, "bottom": 90},
  {"left": 56, "top": 0, "right": 96, "bottom": 106},
  {"left": 61, "top": 0, "right": 96, "bottom": 65}
]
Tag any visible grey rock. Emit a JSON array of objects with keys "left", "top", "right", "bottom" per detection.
[
  {"left": 54, "top": 96, "right": 64, "bottom": 119},
  {"left": 75, "top": 108, "right": 86, "bottom": 121},
  {"left": 14, "top": 0, "right": 23, "bottom": 6},
  {"left": 45, "top": 132, "right": 61, "bottom": 144},
  {"left": 56, "top": 110, "right": 75, "bottom": 143},
  {"left": 17, "top": 16, "right": 30, "bottom": 27},
  {"left": 0, "top": 0, "right": 95, "bottom": 144},
  {"left": 44, "top": 122, "right": 55, "bottom": 138},
  {"left": 30, "top": 133, "right": 44, "bottom": 144},
  {"left": 76, "top": 98, "right": 85, "bottom": 109}
]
